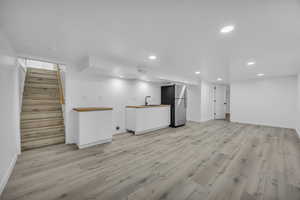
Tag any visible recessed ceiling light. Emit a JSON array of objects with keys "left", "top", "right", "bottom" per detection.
[
  {"left": 217, "top": 78, "right": 222, "bottom": 81},
  {"left": 220, "top": 25, "right": 235, "bottom": 34},
  {"left": 257, "top": 73, "right": 264, "bottom": 77},
  {"left": 148, "top": 55, "right": 157, "bottom": 60},
  {"left": 247, "top": 61, "right": 256, "bottom": 66},
  {"left": 195, "top": 71, "right": 201, "bottom": 74}
]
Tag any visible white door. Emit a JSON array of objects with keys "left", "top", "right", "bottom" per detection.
[{"left": 214, "top": 85, "right": 227, "bottom": 119}]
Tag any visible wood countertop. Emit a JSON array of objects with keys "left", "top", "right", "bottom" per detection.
[
  {"left": 73, "top": 107, "right": 113, "bottom": 112},
  {"left": 126, "top": 105, "right": 170, "bottom": 108}
]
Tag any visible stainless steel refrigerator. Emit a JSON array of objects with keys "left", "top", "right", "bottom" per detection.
[{"left": 161, "top": 84, "right": 187, "bottom": 127}]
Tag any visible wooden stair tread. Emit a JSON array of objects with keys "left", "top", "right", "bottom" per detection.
[
  {"left": 21, "top": 137, "right": 65, "bottom": 151},
  {"left": 24, "top": 87, "right": 59, "bottom": 94},
  {"left": 22, "top": 104, "right": 62, "bottom": 112},
  {"left": 21, "top": 117, "right": 63, "bottom": 124},
  {"left": 21, "top": 118, "right": 64, "bottom": 129},
  {"left": 21, "top": 111, "right": 63, "bottom": 121},
  {"left": 22, "top": 99, "right": 60, "bottom": 105},
  {"left": 22, "top": 94, "right": 60, "bottom": 100},
  {"left": 21, "top": 124, "right": 64, "bottom": 132},
  {"left": 23, "top": 93, "right": 59, "bottom": 98},
  {"left": 27, "top": 67, "right": 57, "bottom": 74},
  {"left": 23, "top": 95, "right": 60, "bottom": 100},
  {"left": 26, "top": 78, "right": 58, "bottom": 85},
  {"left": 22, "top": 131, "right": 65, "bottom": 141},
  {"left": 25, "top": 83, "right": 59, "bottom": 89},
  {"left": 22, "top": 134, "right": 64, "bottom": 142},
  {"left": 27, "top": 73, "right": 58, "bottom": 80}
]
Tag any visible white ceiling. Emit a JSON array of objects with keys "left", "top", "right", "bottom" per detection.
[{"left": 1, "top": 0, "right": 300, "bottom": 84}]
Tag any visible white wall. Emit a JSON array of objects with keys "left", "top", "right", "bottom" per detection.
[
  {"left": 231, "top": 76, "right": 297, "bottom": 129},
  {"left": 65, "top": 73, "right": 161, "bottom": 143},
  {"left": 201, "top": 81, "right": 214, "bottom": 122},
  {"left": 186, "top": 85, "right": 201, "bottom": 122},
  {"left": 0, "top": 32, "right": 19, "bottom": 194},
  {"left": 186, "top": 80, "right": 214, "bottom": 123},
  {"left": 297, "top": 74, "right": 300, "bottom": 136},
  {"left": 226, "top": 86, "right": 230, "bottom": 113}
]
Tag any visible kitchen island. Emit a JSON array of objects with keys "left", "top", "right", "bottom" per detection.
[
  {"left": 125, "top": 105, "right": 170, "bottom": 135},
  {"left": 73, "top": 107, "right": 114, "bottom": 149}
]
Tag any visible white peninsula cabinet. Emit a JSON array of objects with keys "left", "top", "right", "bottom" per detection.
[
  {"left": 73, "top": 107, "right": 114, "bottom": 149},
  {"left": 125, "top": 105, "right": 170, "bottom": 135}
]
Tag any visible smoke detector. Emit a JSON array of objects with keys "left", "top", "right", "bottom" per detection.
[{"left": 137, "top": 66, "right": 147, "bottom": 74}]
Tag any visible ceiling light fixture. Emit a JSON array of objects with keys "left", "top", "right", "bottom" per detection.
[
  {"left": 220, "top": 25, "right": 235, "bottom": 34},
  {"left": 148, "top": 55, "right": 157, "bottom": 60},
  {"left": 195, "top": 71, "right": 201, "bottom": 75},
  {"left": 247, "top": 61, "right": 256, "bottom": 66},
  {"left": 217, "top": 78, "right": 222, "bottom": 81},
  {"left": 257, "top": 73, "right": 264, "bottom": 77}
]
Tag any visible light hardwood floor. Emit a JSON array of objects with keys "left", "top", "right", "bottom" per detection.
[{"left": 2, "top": 120, "right": 300, "bottom": 200}]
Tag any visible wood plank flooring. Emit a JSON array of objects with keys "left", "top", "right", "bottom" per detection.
[{"left": 2, "top": 120, "right": 300, "bottom": 200}]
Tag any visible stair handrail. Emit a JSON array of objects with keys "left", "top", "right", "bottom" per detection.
[{"left": 55, "top": 64, "right": 65, "bottom": 105}]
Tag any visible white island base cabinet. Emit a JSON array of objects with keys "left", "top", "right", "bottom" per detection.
[
  {"left": 73, "top": 107, "right": 114, "bottom": 149},
  {"left": 126, "top": 105, "right": 170, "bottom": 135}
]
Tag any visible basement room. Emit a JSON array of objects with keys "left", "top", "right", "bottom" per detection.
[{"left": 0, "top": 1, "right": 300, "bottom": 200}]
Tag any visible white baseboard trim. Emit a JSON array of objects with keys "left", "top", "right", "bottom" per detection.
[
  {"left": 133, "top": 125, "right": 170, "bottom": 135},
  {"left": 187, "top": 119, "right": 214, "bottom": 123},
  {"left": 200, "top": 119, "right": 213, "bottom": 123},
  {"left": 187, "top": 120, "right": 202, "bottom": 123},
  {"left": 77, "top": 138, "right": 112, "bottom": 149},
  {"left": 230, "top": 120, "right": 293, "bottom": 129},
  {"left": 0, "top": 154, "right": 17, "bottom": 195},
  {"left": 113, "top": 131, "right": 128, "bottom": 135}
]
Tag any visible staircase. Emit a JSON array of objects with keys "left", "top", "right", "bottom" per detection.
[{"left": 21, "top": 67, "right": 65, "bottom": 151}]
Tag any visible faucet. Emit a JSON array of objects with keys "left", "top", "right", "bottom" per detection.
[{"left": 145, "top": 96, "right": 151, "bottom": 106}]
